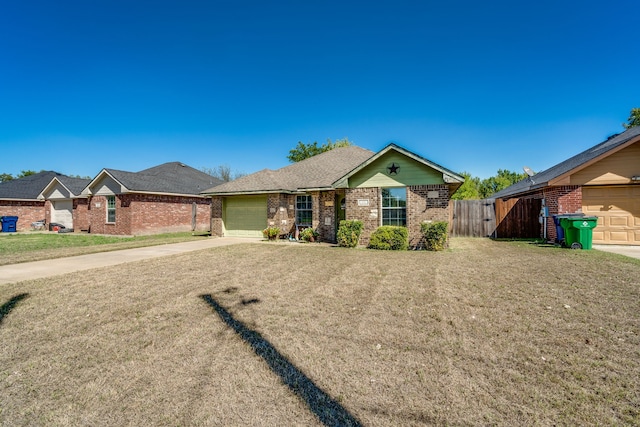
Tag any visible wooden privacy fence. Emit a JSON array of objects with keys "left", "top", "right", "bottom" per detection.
[{"left": 449, "top": 198, "right": 542, "bottom": 238}]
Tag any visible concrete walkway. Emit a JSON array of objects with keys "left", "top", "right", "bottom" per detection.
[
  {"left": 592, "top": 244, "right": 640, "bottom": 260},
  {"left": 0, "top": 237, "right": 261, "bottom": 285}
]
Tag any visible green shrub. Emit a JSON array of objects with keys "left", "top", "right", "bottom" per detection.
[
  {"left": 368, "top": 226, "right": 408, "bottom": 250},
  {"left": 262, "top": 226, "right": 280, "bottom": 240},
  {"left": 299, "top": 227, "right": 319, "bottom": 242},
  {"left": 420, "top": 221, "right": 448, "bottom": 251},
  {"left": 337, "top": 220, "right": 363, "bottom": 248}
]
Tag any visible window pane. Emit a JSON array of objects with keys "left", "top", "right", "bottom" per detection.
[
  {"left": 107, "top": 196, "right": 116, "bottom": 223},
  {"left": 381, "top": 187, "right": 406, "bottom": 226},
  {"left": 296, "top": 195, "right": 312, "bottom": 225}
]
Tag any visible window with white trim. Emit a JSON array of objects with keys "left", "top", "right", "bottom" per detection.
[
  {"left": 382, "top": 188, "right": 406, "bottom": 226},
  {"left": 106, "top": 196, "right": 116, "bottom": 223},
  {"left": 296, "top": 195, "right": 312, "bottom": 226}
]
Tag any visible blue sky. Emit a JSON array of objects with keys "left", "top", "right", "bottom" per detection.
[{"left": 1, "top": 0, "right": 638, "bottom": 180}]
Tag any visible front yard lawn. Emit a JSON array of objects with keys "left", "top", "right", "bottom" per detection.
[
  {"left": 0, "top": 232, "right": 207, "bottom": 266},
  {"left": 1, "top": 239, "right": 638, "bottom": 425}
]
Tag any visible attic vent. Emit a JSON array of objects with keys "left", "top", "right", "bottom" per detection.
[{"left": 179, "top": 163, "right": 186, "bottom": 167}]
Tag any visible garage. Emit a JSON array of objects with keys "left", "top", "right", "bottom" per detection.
[
  {"left": 51, "top": 200, "right": 74, "bottom": 229},
  {"left": 583, "top": 186, "right": 640, "bottom": 245},
  {"left": 223, "top": 196, "right": 267, "bottom": 237}
]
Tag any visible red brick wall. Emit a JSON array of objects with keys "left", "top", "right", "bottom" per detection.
[
  {"left": 543, "top": 186, "right": 582, "bottom": 241},
  {"left": 73, "top": 199, "right": 90, "bottom": 231},
  {"left": 407, "top": 185, "right": 450, "bottom": 248},
  {"left": 88, "top": 194, "right": 210, "bottom": 236},
  {"left": 88, "top": 195, "right": 125, "bottom": 235},
  {"left": 127, "top": 194, "right": 211, "bottom": 235},
  {"left": 0, "top": 201, "right": 45, "bottom": 231}
]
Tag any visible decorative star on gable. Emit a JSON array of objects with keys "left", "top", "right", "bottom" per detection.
[{"left": 387, "top": 162, "right": 400, "bottom": 175}]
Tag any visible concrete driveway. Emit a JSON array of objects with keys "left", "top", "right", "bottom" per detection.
[
  {"left": 593, "top": 244, "right": 640, "bottom": 260},
  {"left": 0, "top": 237, "right": 261, "bottom": 285}
]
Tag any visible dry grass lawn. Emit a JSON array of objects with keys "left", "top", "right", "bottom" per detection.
[{"left": 1, "top": 238, "right": 639, "bottom": 426}]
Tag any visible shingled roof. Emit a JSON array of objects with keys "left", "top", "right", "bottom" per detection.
[
  {"left": 203, "top": 146, "right": 375, "bottom": 195},
  {"left": 0, "top": 171, "right": 66, "bottom": 200},
  {"left": 492, "top": 126, "right": 640, "bottom": 199},
  {"left": 87, "top": 162, "right": 223, "bottom": 196}
]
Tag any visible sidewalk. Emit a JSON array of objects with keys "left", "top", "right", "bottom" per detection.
[
  {"left": 593, "top": 244, "right": 640, "bottom": 260},
  {"left": 0, "top": 237, "right": 260, "bottom": 285}
]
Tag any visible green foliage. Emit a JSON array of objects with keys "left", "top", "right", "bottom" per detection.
[
  {"left": 479, "top": 169, "right": 527, "bottom": 199},
  {"left": 367, "top": 226, "right": 409, "bottom": 250},
  {"left": 480, "top": 169, "right": 527, "bottom": 199},
  {"left": 451, "top": 172, "right": 481, "bottom": 200},
  {"left": 336, "top": 220, "right": 363, "bottom": 248},
  {"left": 287, "top": 138, "right": 352, "bottom": 162},
  {"left": 262, "top": 226, "right": 280, "bottom": 240},
  {"left": 623, "top": 107, "right": 640, "bottom": 129},
  {"left": 0, "top": 173, "right": 13, "bottom": 182},
  {"left": 450, "top": 170, "right": 527, "bottom": 200},
  {"left": 17, "top": 170, "right": 38, "bottom": 178},
  {"left": 299, "top": 227, "right": 319, "bottom": 242},
  {"left": 421, "top": 221, "right": 449, "bottom": 251}
]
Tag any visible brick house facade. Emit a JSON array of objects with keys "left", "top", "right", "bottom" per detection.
[
  {"left": 82, "top": 162, "right": 220, "bottom": 236},
  {"left": 493, "top": 126, "right": 640, "bottom": 245},
  {"left": 205, "top": 144, "right": 463, "bottom": 248},
  {"left": 0, "top": 201, "right": 45, "bottom": 231},
  {"left": 87, "top": 194, "right": 211, "bottom": 236}
]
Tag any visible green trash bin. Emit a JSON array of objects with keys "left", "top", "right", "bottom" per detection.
[{"left": 559, "top": 216, "right": 598, "bottom": 250}]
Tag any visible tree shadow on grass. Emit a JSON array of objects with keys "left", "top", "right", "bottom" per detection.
[
  {"left": 0, "top": 293, "right": 29, "bottom": 326},
  {"left": 200, "top": 294, "right": 362, "bottom": 427}
]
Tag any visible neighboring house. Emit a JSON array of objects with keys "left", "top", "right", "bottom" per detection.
[
  {"left": 0, "top": 171, "right": 67, "bottom": 231},
  {"left": 493, "top": 126, "right": 640, "bottom": 245},
  {"left": 202, "top": 144, "right": 464, "bottom": 248},
  {"left": 82, "top": 162, "right": 223, "bottom": 235},
  {"left": 38, "top": 176, "right": 91, "bottom": 230}
]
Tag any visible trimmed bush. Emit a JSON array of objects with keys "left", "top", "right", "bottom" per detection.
[
  {"left": 421, "top": 221, "right": 448, "bottom": 251},
  {"left": 368, "top": 226, "right": 408, "bottom": 250},
  {"left": 337, "top": 220, "right": 363, "bottom": 248}
]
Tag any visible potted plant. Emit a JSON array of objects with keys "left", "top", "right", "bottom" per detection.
[
  {"left": 262, "top": 226, "right": 280, "bottom": 241},
  {"left": 299, "top": 227, "right": 319, "bottom": 242}
]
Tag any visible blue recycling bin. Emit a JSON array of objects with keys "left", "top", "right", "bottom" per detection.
[{"left": 1, "top": 216, "right": 18, "bottom": 232}]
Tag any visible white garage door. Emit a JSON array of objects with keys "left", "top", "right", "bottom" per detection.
[
  {"left": 582, "top": 186, "right": 640, "bottom": 245},
  {"left": 51, "top": 200, "right": 74, "bottom": 229}
]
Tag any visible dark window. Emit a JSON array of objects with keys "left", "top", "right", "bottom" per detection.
[{"left": 296, "top": 195, "right": 312, "bottom": 225}]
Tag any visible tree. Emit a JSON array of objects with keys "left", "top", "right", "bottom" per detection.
[
  {"left": 623, "top": 107, "right": 640, "bottom": 129},
  {"left": 479, "top": 169, "right": 527, "bottom": 199},
  {"left": 0, "top": 173, "right": 13, "bottom": 182},
  {"left": 450, "top": 172, "right": 481, "bottom": 200},
  {"left": 201, "top": 165, "right": 246, "bottom": 182},
  {"left": 17, "top": 170, "right": 37, "bottom": 178},
  {"left": 287, "top": 138, "right": 352, "bottom": 162}
]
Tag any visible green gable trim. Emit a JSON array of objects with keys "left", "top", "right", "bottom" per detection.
[
  {"left": 332, "top": 143, "right": 464, "bottom": 189},
  {"left": 344, "top": 151, "right": 445, "bottom": 188}
]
